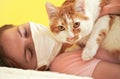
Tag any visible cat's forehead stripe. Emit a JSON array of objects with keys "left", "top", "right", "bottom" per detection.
[
  {"left": 64, "top": 14, "right": 73, "bottom": 31},
  {"left": 64, "top": 14, "right": 73, "bottom": 25},
  {"left": 58, "top": 13, "right": 73, "bottom": 29}
]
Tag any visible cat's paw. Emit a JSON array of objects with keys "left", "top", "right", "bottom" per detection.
[
  {"left": 81, "top": 47, "right": 97, "bottom": 61},
  {"left": 81, "top": 49, "right": 93, "bottom": 61}
]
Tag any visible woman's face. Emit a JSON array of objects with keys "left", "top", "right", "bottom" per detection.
[{"left": 0, "top": 23, "right": 37, "bottom": 69}]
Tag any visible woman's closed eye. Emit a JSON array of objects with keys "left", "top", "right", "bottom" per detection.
[{"left": 25, "top": 47, "right": 33, "bottom": 63}]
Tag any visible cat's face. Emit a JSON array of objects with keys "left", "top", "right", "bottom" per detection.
[
  {"left": 49, "top": 13, "right": 88, "bottom": 44},
  {"left": 46, "top": 0, "right": 90, "bottom": 44},
  {"left": 50, "top": 15, "right": 81, "bottom": 44}
]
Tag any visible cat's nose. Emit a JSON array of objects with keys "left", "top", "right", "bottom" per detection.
[{"left": 67, "top": 37, "right": 74, "bottom": 41}]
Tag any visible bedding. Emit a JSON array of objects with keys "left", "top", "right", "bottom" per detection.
[{"left": 0, "top": 67, "right": 92, "bottom": 79}]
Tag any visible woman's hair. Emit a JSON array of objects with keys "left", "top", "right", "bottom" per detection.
[{"left": 0, "top": 24, "right": 15, "bottom": 67}]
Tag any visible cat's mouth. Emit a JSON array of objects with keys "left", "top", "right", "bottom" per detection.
[{"left": 66, "top": 36, "right": 78, "bottom": 44}]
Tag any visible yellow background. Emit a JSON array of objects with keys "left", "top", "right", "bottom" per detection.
[{"left": 0, "top": 0, "right": 65, "bottom": 26}]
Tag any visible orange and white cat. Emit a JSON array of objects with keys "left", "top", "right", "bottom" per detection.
[{"left": 45, "top": 0, "right": 120, "bottom": 61}]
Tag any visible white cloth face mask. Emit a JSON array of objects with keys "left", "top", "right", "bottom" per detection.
[{"left": 29, "top": 22, "right": 62, "bottom": 70}]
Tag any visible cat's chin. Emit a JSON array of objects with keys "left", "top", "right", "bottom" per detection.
[
  {"left": 58, "top": 40, "right": 75, "bottom": 44},
  {"left": 66, "top": 39, "right": 79, "bottom": 44},
  {"left": 55, "top": 38, "right": 72, "bottom": 44},
  {"left": 65, "top": 41, "right": 78, "bottom": 44},
  {"left": 57, "top": 38, "right": 79, "bottom": 44}
]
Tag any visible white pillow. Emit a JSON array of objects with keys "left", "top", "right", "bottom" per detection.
[{"left": 0, "top": 67, "right": 92, "bottom": 79}]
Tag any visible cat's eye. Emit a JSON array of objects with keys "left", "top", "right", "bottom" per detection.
[
  {"left": 73, "top": 22, "right": 80, "bottom": 28},
  {"left": 58, "top": 25, "right": 65, "bottom": 31}
]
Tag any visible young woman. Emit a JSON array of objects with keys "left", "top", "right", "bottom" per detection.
[
  {"left": 0, "top": 22, "right": 120, "bottom": 79},
  {"left": 0, "top": 22, "right": 63, "bottom": 70}
]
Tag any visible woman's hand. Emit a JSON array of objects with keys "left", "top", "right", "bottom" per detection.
[{"left": 100, "top": 0, "right": 120, "bottom": 16}]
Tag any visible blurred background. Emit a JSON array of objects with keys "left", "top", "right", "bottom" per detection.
[{"left": 0, "top": 0, "right": 64, "bottom": 26}]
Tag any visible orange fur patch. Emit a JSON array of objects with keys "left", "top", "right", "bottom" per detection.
[
  {"left": 97, "top": 29, "right": 107, "bottom": 44},
  {"left": 109, "top": 15, "right": 115, "bottom": 30}
]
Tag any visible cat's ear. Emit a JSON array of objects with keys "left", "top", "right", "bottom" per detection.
[
  {"left": 73, "top": 0, "right": 84, "bottom": 13},
  {"left": 45, "top": 2, "right": 58, "bottom": 19}
]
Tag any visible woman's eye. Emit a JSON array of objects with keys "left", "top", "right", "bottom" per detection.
[
  {"left": 58, "top": 25, "right": 65, "bottom": 31},
  {"left": 73, "top": 22, "right": 80, "bottom": 28},
  {"left": 25, "top": 48, "right": 32, "bottom": 62}
]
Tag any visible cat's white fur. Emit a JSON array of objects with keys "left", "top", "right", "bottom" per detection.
[
  {"left": 83, "top": 16, "right": 120, "bottom": 61},
  {"left": 82, "top": 15, "right": 111, "bottom": 60},
  {"left": 81, "top": 0, "right": 120, "bottom": 61}
]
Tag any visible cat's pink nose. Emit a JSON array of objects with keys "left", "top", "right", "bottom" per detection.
[{"left": 67, "top": 37, "right": 74, "bottom": 41}]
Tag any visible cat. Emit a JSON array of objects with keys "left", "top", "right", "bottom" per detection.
[
  {"left": 45, "top": 0, "right": 89, "bottom": 45},
  {"left": 45, "top": 0, "right": 120, "bottom": 61}
]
